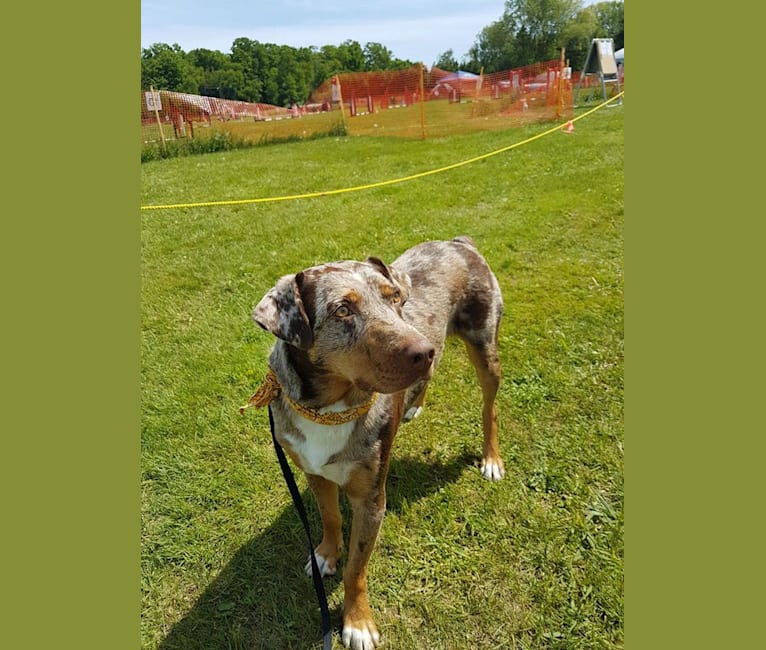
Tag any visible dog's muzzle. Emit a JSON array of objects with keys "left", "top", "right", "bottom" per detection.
[{"left": 405, "top": 338, "right": 435, "bottom": 378}]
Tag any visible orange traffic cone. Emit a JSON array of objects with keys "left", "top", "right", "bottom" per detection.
[{"left": 562, "top": 120, "right": 574, "bottom": 133}]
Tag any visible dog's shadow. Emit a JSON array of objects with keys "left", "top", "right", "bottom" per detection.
[{"left": 155, "top": 451, "right": 477, "bottom": 650}]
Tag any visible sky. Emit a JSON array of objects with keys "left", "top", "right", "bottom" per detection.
[{"left": 141, "top": 0, "right": 513, "bottom": 66}]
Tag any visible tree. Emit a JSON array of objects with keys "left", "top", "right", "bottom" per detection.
[
  {"left": 364, "top": 42, "right": 393, "bottom": 70},
  {"left": 273, "top": 45, "right": 316, "bottom": 105},
  {"left": 141, "top": 43, "right": 202, "bottom": 93},
  {"left": 465, "top": 11, "right": 519, "bottom": 73},
  {"left": 464, "top": 1, "right": 623, "bottom": 73},
  {"left": 314, "top": 45, "right": 345, "bottom": 85},
  {"left": 337, "top": 40, "right": 366, "bottom": 72},
  {"left": 504, "top": 0, "right": 581, "bottom": 65},
  {"left": 188, "top": 48, "right": 244, "bottom": 99},
  {"left": 229, "top": 38, "right": 266, "bottom": 102},
  {"left": 187, "top": 48, "right": 229, "bottom": 72},
  {"left": 592, "top": 1, "right": 624, "bottom": 49},
  {"left": 433, "top": 49, "right": 459, "bottom": 71},
  {"left": 561, "top": 6, "right": 599, "bottom": 71},
  {"left": 560, "top": 2, "right": 623, "bottom": 71}
]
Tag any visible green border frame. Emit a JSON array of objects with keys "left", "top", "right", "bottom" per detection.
[
  {"left": 8, "top": 2, "right": 760, "bottom": 648},
  {"left": 628, "top": 4, "right": 761, "bottom": 649},
  {"left": 6, "top": 3, "right": 139, "bottom": 648}
]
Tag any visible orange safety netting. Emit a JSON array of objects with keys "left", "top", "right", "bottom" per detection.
[
  {"left": 141, "top": 90, "right": 318, "bottom": 145},
  {"left": 141, "top": 57, "right": 618, "bottom": 152},
  {"left": 309, "top": 61, "right": 576, "bottom": 138}
]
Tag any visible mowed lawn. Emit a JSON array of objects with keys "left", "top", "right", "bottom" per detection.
[{"left": 141, "top": 106, "right": 624, "bottom": 649}]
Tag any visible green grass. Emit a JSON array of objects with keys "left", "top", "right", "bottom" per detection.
[
  {"left": 141, "top": 114, "right": 348, "bottom": 162},
  {"left": 141, "top": 106, "right": 623, "bottom": 649}
]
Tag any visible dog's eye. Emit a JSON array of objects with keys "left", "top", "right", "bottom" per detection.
[
  {"left": 390, "top": 291, "right": 401, "bottom": 304},
  {"left": 334, "top": 305, "right": 351, "bottom": 318}
]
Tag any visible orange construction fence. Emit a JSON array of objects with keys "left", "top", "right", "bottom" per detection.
[
  {"left": 140, "top": 57, "right": 617, "bottom": 154},
  {"left": 309, "top": 60, "right": 577, "bottom": 138}
]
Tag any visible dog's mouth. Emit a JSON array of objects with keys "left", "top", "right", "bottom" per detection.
[
  {"left": 355, "top": 340, "right": 435, "bottom": 394},
  {"left": 356, "top": 369, "right": 430, "bottom": 394}
]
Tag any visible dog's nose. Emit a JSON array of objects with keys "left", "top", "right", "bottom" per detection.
[{"left": 407, "top": 340, "right": 435, "bottom": 370}]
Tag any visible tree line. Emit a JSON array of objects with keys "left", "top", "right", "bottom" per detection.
[{"left": 141, "top": 0, "right": 623, "bottom": 108}]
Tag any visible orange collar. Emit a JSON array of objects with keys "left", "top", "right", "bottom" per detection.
[{"left": 240, "top": 368, "right": 377, "bottom": 426}]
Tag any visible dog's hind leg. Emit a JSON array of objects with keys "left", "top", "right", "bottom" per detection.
[
  {"left": 462, "top": 337, "right": 506, "bottom": 481},
  {"left": 304, "top": 474, "right": 344, "bottom": 577}
]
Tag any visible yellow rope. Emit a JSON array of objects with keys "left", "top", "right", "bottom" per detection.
[{"left": 141, "top": 92, "right": 623, "bottom": 212}]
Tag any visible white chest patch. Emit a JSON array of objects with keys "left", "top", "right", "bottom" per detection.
[{"left": 285, "top": 400, "right": 356, "bottom": 485}]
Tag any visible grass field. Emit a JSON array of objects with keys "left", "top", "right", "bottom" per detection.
[{"left": 141, "top": 105, "right": 624, "bottom": 649}]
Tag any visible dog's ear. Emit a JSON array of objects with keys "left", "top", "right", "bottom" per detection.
[
  {"left": 388, "top": 266, "right": 412, "bottom": 304},
  {"left": 366, "top": 256, "right": 412, "bottom": 304},
  {"left": 252, "top": 272, "right": 314, "bottom": 349}
]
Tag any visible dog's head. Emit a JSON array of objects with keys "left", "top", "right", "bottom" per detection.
[{"left": 253, "top": 257, "right": 433, "bottom": 394}]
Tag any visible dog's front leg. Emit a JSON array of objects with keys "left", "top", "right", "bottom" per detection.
[
  {"left": 305, "top": 474, "right": 343, "bottom": 577},
  {"left": 341, "top": 468, "right": 386, "bottom": 650}
]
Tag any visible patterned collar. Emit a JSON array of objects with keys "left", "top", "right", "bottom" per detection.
[{"left": 240, "top": 367, "right": 377, "bottom": 425}]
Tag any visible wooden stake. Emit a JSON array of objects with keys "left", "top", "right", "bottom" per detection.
[
  {"left": 150, "top": 86, "right": 167, "bottom": 153},
  {"left": 419, "top": 63, "right": 427, "bottom": 140},
  {"left": 335, "top": 76, "right": 348, "bottom": 133},
  {"left": 472, "top": 66, "right": 484, "bottom": 118},
  {"left": 557, "top": 48, "right": 565, "bottom": 120}
]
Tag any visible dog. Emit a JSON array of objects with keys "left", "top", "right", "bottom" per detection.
[{"left": 250, "top": 236, "right": 505, "bottom": 650}]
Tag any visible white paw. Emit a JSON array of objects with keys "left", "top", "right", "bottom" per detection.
[
  {"left": 304, "top": 551, "right": 336, "bottom": 577},
  {"left": 480, "top": 460, "right": 506, "bottom": 481},
  {"left": 403, "top": 406, "right": 423, "bottom": 422},
  {"left": 342, "top": 625, "right": 380, "bottom": 650}
]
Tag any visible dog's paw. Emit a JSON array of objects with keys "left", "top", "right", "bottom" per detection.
[
  {"left": 402, "top": 406, "right": 423, "bottom": 422},
  {"left": 342, "top": 600, "right": 380, "bottom": 649},
  {"left": 304, "top": 551, "right": 337, "bottom": 578},
  {"left": 342, "top": 623, "right": 380, "bottom": 650},
  {"left": 480, "top": 458, "right": 506, "bottom": 481}
]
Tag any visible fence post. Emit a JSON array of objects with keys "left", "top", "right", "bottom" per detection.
[
  {"left": 334, "top": 75, "right": 348, "bottom": 133},
  {"left": 419, "top": 63, "right": 427, "bottom": 140},
  {"left": 150, "top": 86, "right": 167, "bottom": 154},
  {"left": 472, "top": 67, "right": 484, "bottom": 118},
  {"left": 557, "top": 48, "right": 565, "bottom": 120}
]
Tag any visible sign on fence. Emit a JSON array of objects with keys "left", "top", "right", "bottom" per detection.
[{"left": 145, "top": 91, "right": 162, "bottom": 112}]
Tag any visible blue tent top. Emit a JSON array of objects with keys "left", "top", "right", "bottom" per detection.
[{"left": 439, "top": 70, "right": 480, "bottom": 82}]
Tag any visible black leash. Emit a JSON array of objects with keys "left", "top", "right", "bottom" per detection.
[{"left": 268, "top": 405, "right": 334, "bottom": 650}]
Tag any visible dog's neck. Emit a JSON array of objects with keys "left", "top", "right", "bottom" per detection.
[{"left": 270, "top": 342, "right": 372, "bottom": 409}]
